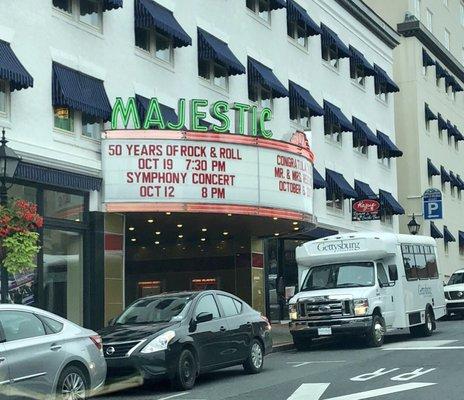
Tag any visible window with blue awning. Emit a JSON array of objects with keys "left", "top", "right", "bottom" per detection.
[
  {"left": 313, "top": 167, "right": 326, "bottom": 190},
  {"left": 450, "top": 171, "right": 460, "bottom": 189},
  {"left": 437, "top": 113, "right": 448, "bottom": 131},
  {"left": 248, "top": 57, "right": 288, "bottom": 101},
  {"left": 135, "top": 94, "right": 185, "bottom": 128},
  {"left": 457, "top": 175, "right": 464, "bottom": 190},
  {"left": 427, "top": 159, "right": 440, "bottom": 177},
  {"left": 459, "top": 231, "right": 464, "bottom": 247},
  {"left": 374, "top": 64, "right": 399, "bottom": 93},
  {"left": 198, "top": 28, "right": 245, "bottom": 77},
  {"left": 349, "top": 46, "right": 376, "bottom": 78},
  {"left": 325, "top": 169, "right": 358, "bottom": 200},
  {"left": 430, "top": 222, "right": 443, "bottom": 239},
  {"left": 435, "top": 63, "right": 447, "bottom": 80},
  {"left": 376, "top": 131, "right": 403, "bottom": 158},
  {"left": 323, "top": 101, "right": 354, "bottom": 134},
  {"left": 352, "top": 117, "right": 381, "bottom": 147},
  {"left": 267, "top": 0, "right": 287, "bottom": 10},
  {"left": 422, "top": 49, "right": 435, "bottom": 67},
  {"left": 0, "top": 40, "right": 33, "bottom": 91},
  {"left": 444, "top": 226, "right": 456, "bottom": 244},
  {"left": 81, "top": 0, "right": 122, "bottom": 13},
  {"left": 135, "top": 0, "right": 192, "bottom": 48},
  {"left": 379, "top": 189, "right": 404, "bottom": 215},
  {"left": 52, "top": 62, "right": 112, "bottom": 121},
  {"left": 286, "top": 0, "right": 321, "bottom": 38},
  {"left": 354, "top": 180, "right": 377, "bottom": 200},
  {"left": 289, "top": 81, "right": 324, "bottom": 120},
  {"left": 320, "top": 25, "right": 350, "bottom": 59},
  {"left": 441, "top": 166, "right": 451, "bottom": 184},
  {"left": 424, "top": 103, "right": 437, "bottom": 121}
]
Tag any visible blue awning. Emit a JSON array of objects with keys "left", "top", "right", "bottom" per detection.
[
  {"left": 424, "top": 103, "right": 437, "bottom": 121},
  {"left": 452, "top": 80, "right": 464, "bottom": 92},
  {"left": 377, "top": 131, "right": 403, "bottom": 158},
  {"left": 321, "top": 24, "right": 350, "bottom": 59},
  {"left": 352, "top": 117, "right": 381, "bottom": 146},
  {"left": 80, "top": 0, "right": 122, "bottom": 13},
  {"left": 349, "top": 46, "right": 376, "bottom": 76},
  {"left": 450, "top": 171, "right": 460, "bottom": 189},
  {"left": 324, "top": 101, "right": 354, "bottom": 133},
  {"left": 459, "top": 231, "right": 464, "bottom": 246},
  {"left": 435, "top": 63, "right": 447, "bottom": 80},
  {"left": 135, "top": 95, "right": 185, "bottom": 128},
  {"left": 430, "top": 222, "right": 443, "bottom": 239},
  {"left": 427, "top": 159, "right": 440, "bottom": 177},
  {"left": 269, "top": 0, "right": 287, "bottom": 10},
  {"left": 374, "top": 64, "right": 399, "bottom": 93},
  {"left": 15, "top": 162, "right": 101, "bottom": 192},
  {"left": 354, "top": 180, "right": 377, "bottom": 199},
  {"left": 313, "top": 167, "right": 326, "bottom": 190},
  {"left": 453, "top": 125, "right": 464, "bottom": 141},
  {"left": 379, "top": 189, "right": 404, "bottom": 215},
  {"left": 198, "top": 28, "right": 245, "bottom": 76},
  {"left": 326, "top": 169, "right": 358, "bottom": 199},
  {"left": 0, "top": 40, "right": 33, "bottom": 91},
  {"left": 248, "top": 57, "right": 288, "bottom": 99},
  {"left": 444, "top": 226, "right": 456, "bottom": 243},
  {"left": 289, "top": 81, "right": 324, "bottom": 119},
  {"left": 457, "top": 175, "right": 464, "bottom": 190},
  {"left": 135, "top": 0, "right": 192, "bottom": 48},
  {"left": 422, "top": 49, "right": 435, "bottom": 67},
  {"left": 441, "top": 166, "right": 451, "bottom": 184},
  {"left": 52, "top": 63, "right": 112, "bottom": 121},
  {"left": 287, "top": 0, "right": 321, "bottom": 37},
  {"left": 437, "top": 113, "right": 447, "bottom": 131}
]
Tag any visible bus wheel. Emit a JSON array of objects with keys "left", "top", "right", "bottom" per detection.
[
  {"left": 410, "top": 309, "right": 434, "bottom": 337},
  {"left": 366, "top": 315, "right": 385, "bottom": 347}
]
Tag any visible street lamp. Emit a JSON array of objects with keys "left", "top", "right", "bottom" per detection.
[
  {"left": 0, "top": 128, "right": 21, "bottom": 303},
  {"left": 407, "top": 214, "right": 421, "bottom": 236}
]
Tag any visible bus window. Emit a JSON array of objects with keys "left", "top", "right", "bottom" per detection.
[
  {"left": 376, "top": 263, "right": 389, "bottom": 286},
  {"left": 426, "top": 252, "right": 438, "bottom": 279},
  {"left": 414, "top": 246, "right": 428, "bottom": 280},
  {"left": 401, "top": 245, "right": 417, "bottom": 280}
]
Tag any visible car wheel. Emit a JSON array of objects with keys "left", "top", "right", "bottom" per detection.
[
  {"left": 366, "top": 314, "right": 385, "bottom": 347},
  {"left": 293, "top": 336, "right": 312, "bottom": 351},
  {"left": 410, "top": 308, "right": 434, "bottom": 337},
  {"left": 171, "top": 349, "right": 197, "bottom": 391},
  {"left": 56, "top": 365, "right": 88, "bottom": 400},
  {"left": 243, "top": 339, "right": 264, "bottom": 374}
]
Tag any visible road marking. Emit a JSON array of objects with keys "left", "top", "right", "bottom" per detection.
[
  {"left": 382, "top": 340, "right": 457, "bottom": 349},
  {"left": 158, "top": 393, "right": 190, "bottom": 400},
  {"left": 287, "top": 360, "right": 346, "bottom": 368},
  {"left": 287, "top": 382, "right": 436, "bottom": 400},
  {"left": 383, "top": 346, "right": 464, "bottom": 351}
]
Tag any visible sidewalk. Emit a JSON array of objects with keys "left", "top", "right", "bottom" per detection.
[{"left": 271, "top": 321, "right": 294, "bottom": 352}]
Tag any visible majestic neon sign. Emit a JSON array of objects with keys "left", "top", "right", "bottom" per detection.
[{"left": 111, "top": 97, "right": 273, "bottom": 138}]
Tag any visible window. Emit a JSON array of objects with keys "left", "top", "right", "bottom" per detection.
[
  {"left": 413, "top": 0, "right": 421, "bottom": 20},
  {"left": 351, "top": 65, "right": 366, "bottom": 87},
  {"left": 39, "top": 315, "right": 64, "bottom": 334},
  {"left": 247, "top": 0, "right": 271, "bottom": 23},
  {"left": 444, "top": 29, "right": 450, "bottom": 51},
  {"left": 250, "top": 85, "right": 272, "bottom": 109},
  {"left": 218, "top": 295, "right": 239, "bottom": 317},
  {"left": 426, "top": 250, "right": 439, "bottom": 278},
  {"left": 425, "top": 118, "right": 431, "bottom": 132},
  {"left": 414, "top": 246, "right": 428, "bottom": 279},
  {"left": 326, "top": 191, "right": 343, "bottom": 211},
  {"left": 291, "top": 106, "right": 311, "bottom": 131},
  {"left": 0, "top": 80, "right": 8, "bottom": 117},
  {"left": 194, "top": 294, "right": 220, "bottom": 319},
  {"left": 53, "top": 0, "right": 72, "bottom": 13},
  {"left": 288, "top": 20, "right": 308, "bottom": 48},
  {"left": 44, "top": 190, "right": 85, "bottom": 221},
  {"left": 445, "top": 241, "right": 449, "bottom": 254},
  {"left": 322, "top": 43, "right": 340, "bottom": 69},
  {"left": 401, "top": 244, "right": 418, "bottom": 280},
  {"left": 325, "top": 121, "right": 342, "bottom": 144},
  {"left": 199, "top": 60, "right": 229, "bottom": 90},
  {"left": 135, "top": 28, "right": 174, "bottom": 64},
  {"left": 381, "top": 209, "right": 393, "bottom": 224},
  {"left": 54, "top": 106, "right": 74, "bottom": 132},
  {"left": 135, "top": 28, "right": 150, "bottom": 52},
  {"left": 79, "top": 0, "right": 101, "bottom": 29},
  {"left": 154, "top": 31, "right": 172, "bottom": 63},
  {"left": 376, "top": 263, "right": 389, "bottom": 286},
  {"left": 375, "top": 83, "right": 388, "bottom": 102},
  {"left": 426, "top": 9, "right": 433, "bottom": 32},
  {"left": 0, "top": 311, "right": 46, "bottom": 341},
  {"left": 233, "top": 299, "right": 243, "bottom": 313},
  {"left": 353, "top": 136, "right": 368, "bottom": 155},
  {"left": 82, "top": 112, "right": 102, "bottom": 139}
]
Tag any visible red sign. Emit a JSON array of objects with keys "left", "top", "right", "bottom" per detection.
[{"left": 352, "top": 199, "right": 381, "bottom": 221}]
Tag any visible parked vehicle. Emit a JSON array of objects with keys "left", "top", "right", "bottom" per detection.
[
  {"left": 444, "top": 269, "right": 464, "bottom": 317},
  {"left": 0, "top": 304, "right": 106, "bottom": 399},
  {"left": 99, "top": 290, "right": 272, "bottom": 390},
  {"left": 289, "top": 232, "right": 446, "bottom": 350}
]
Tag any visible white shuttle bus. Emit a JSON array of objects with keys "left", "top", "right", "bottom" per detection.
[{"left": 289, "top": 232, "right": 446, "bottom": 349}]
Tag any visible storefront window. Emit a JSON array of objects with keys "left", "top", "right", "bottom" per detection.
[
  {"left": 42, "top": 229, "right": 83, "bottom": 325},
  {"left": 8, "top": 184, "right": 37, "bottom": 203},
  {"left": 54, "top": 107, "right": 74, "bottom": 132},
  {"left": 44, "top": 190, "right": 84, "bottom": 221}
]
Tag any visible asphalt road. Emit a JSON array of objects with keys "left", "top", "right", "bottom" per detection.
[{"left": 99, "top": 317, "right": 464, "bottom": 400}]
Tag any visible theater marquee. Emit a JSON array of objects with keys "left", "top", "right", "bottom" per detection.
[{"left": 102, "top": 130, "right": 315, "bottom": 221}]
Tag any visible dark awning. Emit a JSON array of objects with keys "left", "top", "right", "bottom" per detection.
[
  {"left": 15, "top": 162, "right": 101, "bottom": 192},
  {"left": 248, "top": 57, "right": 288, "bottom": 99},
  {"left": 321, "top": 24, "right": 350, "bottom": 59},
  {"left": 437, "top": 113, "right": 447, "bottom": 131},
  {"left": 349, "top": 46, "right": 376, "bottom": 76},
  {"left": 446, "top": 120, "right": 455, "bottom": 137},
  {"left": 459, "top": 231, "right": 464, "bottom": 246},
  {"left": 422, "top": 49, "right": 435, "bottom": 67},
  {"left": 457, "top": 175, "right": 464, "bottom": 190},
  {"left": 427, "top": 158, "right": 440, "bottom": 177},
  {"left": 324, "top": 101, "right": 354, "bottom": 133},
  {"left": 135, "top": 94, "right": 185, "bottom": 128},
  {"left": 269, "top": 0, "right": 287, "bottom": 10},
  {"left": 0, "top": 40, "right": 33, "bottom": 91},
  {"left": 52, "top": 63, "right": 112, "bottom": 121},
  {"left": 354, "top": 180, "right": 377, "bottom": 199},
  {"left": 287, "top": 0, "right": 321, "bottom": 37},
  {"left": 453, "top": 125, "right": 464, "bottom": 141},
  {"left": 452, "top": 80, "right": 464, "bottom": 92},
  {"left": 450, "top": 171, "right": 460, "bottom": 189},
  {"left": 198, "top": 28, "right": 245, "bottom": 76},
  {"left": 379, "top": 189, "right": 404, "bottom": 215},
  {"left": 441, "top": 166, "right": 451, "bottom": 184},
  {"left": 352, "top": 117, "right": 381, "bottom": 146},
  {"left": 444, "top": 226, "right": 456, "bottom": 243},
  {"left": 424, "top": 103, "right": 437, "bottom": 121},
  {"left": 430, "top": 222, "right": 443, "bottom": 239},
  {"left": 326, "top": 169, "right": 358, "bottom": 199},
  {"left": 135, "top": 0, "right": 192, "bottom": 48},
  {"left": 374, "top": 64, "right": 400, "bottom": 93},
  {"left": 80, "top": 0, "right": 122, "bottom": 13},
  {"left": 435, "top": 63, "right": 447, "bottom": 80},
  {"left": 377, "top": 131, "right": 403, "bottom": 158},
  {"left": 289, "top": 81, "right": 324, "bottom": 119},
  {"left": 313, "top": 167, "right": 326, "bottom": 190}
]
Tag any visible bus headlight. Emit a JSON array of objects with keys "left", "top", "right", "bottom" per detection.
[
  {"left": 289, "top": 304, "right": 298, "bottom": 320},
  {"left": 354, "top": 299, "right": 369, "bottom": 316}
]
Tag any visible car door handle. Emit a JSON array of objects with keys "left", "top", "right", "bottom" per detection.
[
  {"left": 220, "top": 326, "right": 227, "bottom": 332},
  {"left": 50, "top": 344, "right": 62, "bottom": 351}
]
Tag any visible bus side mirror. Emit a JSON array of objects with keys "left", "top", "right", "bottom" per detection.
[{"left": 388, "top": 265, "right": 398, "bottom": 281}]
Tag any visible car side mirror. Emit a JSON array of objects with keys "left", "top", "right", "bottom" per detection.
[
  {"left": 196, "top": 312, "right": 213, "bottom": 324},
  {"left": 388, "top": 265, "right": 398, "bottom": 281}
]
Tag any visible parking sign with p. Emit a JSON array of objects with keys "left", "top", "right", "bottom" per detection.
[{"left": 423, "top": 188, "right": 443, "bottom": 220}]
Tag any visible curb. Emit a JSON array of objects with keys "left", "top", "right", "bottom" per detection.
[{"left": 272, "top": 342, "right": 294, "bottom": 353}]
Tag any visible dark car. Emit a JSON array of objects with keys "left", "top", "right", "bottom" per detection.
[{"left": 99, "top": 290, "right": 273, "bottom": 390}]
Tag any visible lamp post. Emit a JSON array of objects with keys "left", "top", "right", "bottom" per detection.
[
  {"left": 0, "top": 129, "right": 21, "bottom": 303},
  {"left": 407, "top": 214, "right": 421, "bottom": 236}
]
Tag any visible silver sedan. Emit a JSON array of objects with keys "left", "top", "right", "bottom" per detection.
[{"left": 0, "top": 304, "right": 106, "bottom": 399}]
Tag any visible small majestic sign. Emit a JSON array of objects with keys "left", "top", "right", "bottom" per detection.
[
  {"left": 111, "top": 97, "right": 274, "bottom": 138},
  {"left": 352, "top": 199, "right": 381, "bottom": 222}
]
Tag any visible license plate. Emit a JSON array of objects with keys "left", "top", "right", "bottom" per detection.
[{"left": 318, "top": 327, "right": 332, "bottom": 336}]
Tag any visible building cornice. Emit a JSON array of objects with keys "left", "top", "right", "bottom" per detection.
[
  {"left": 334, "top": 0, "right": 400, "bottom": 49},
  {"left": 397, "top": 20, "right": 464, "bottom": 83}
]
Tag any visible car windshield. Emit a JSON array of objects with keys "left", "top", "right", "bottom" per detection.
[
  {"left": 115, "top": 295, "right": 193, "bottom": 324},
  {"left": 301, "top": 262, "right": 375, "bottom": 291},
  {"left": 448, "top": 272, "right": 464, "bottom": 285}
]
